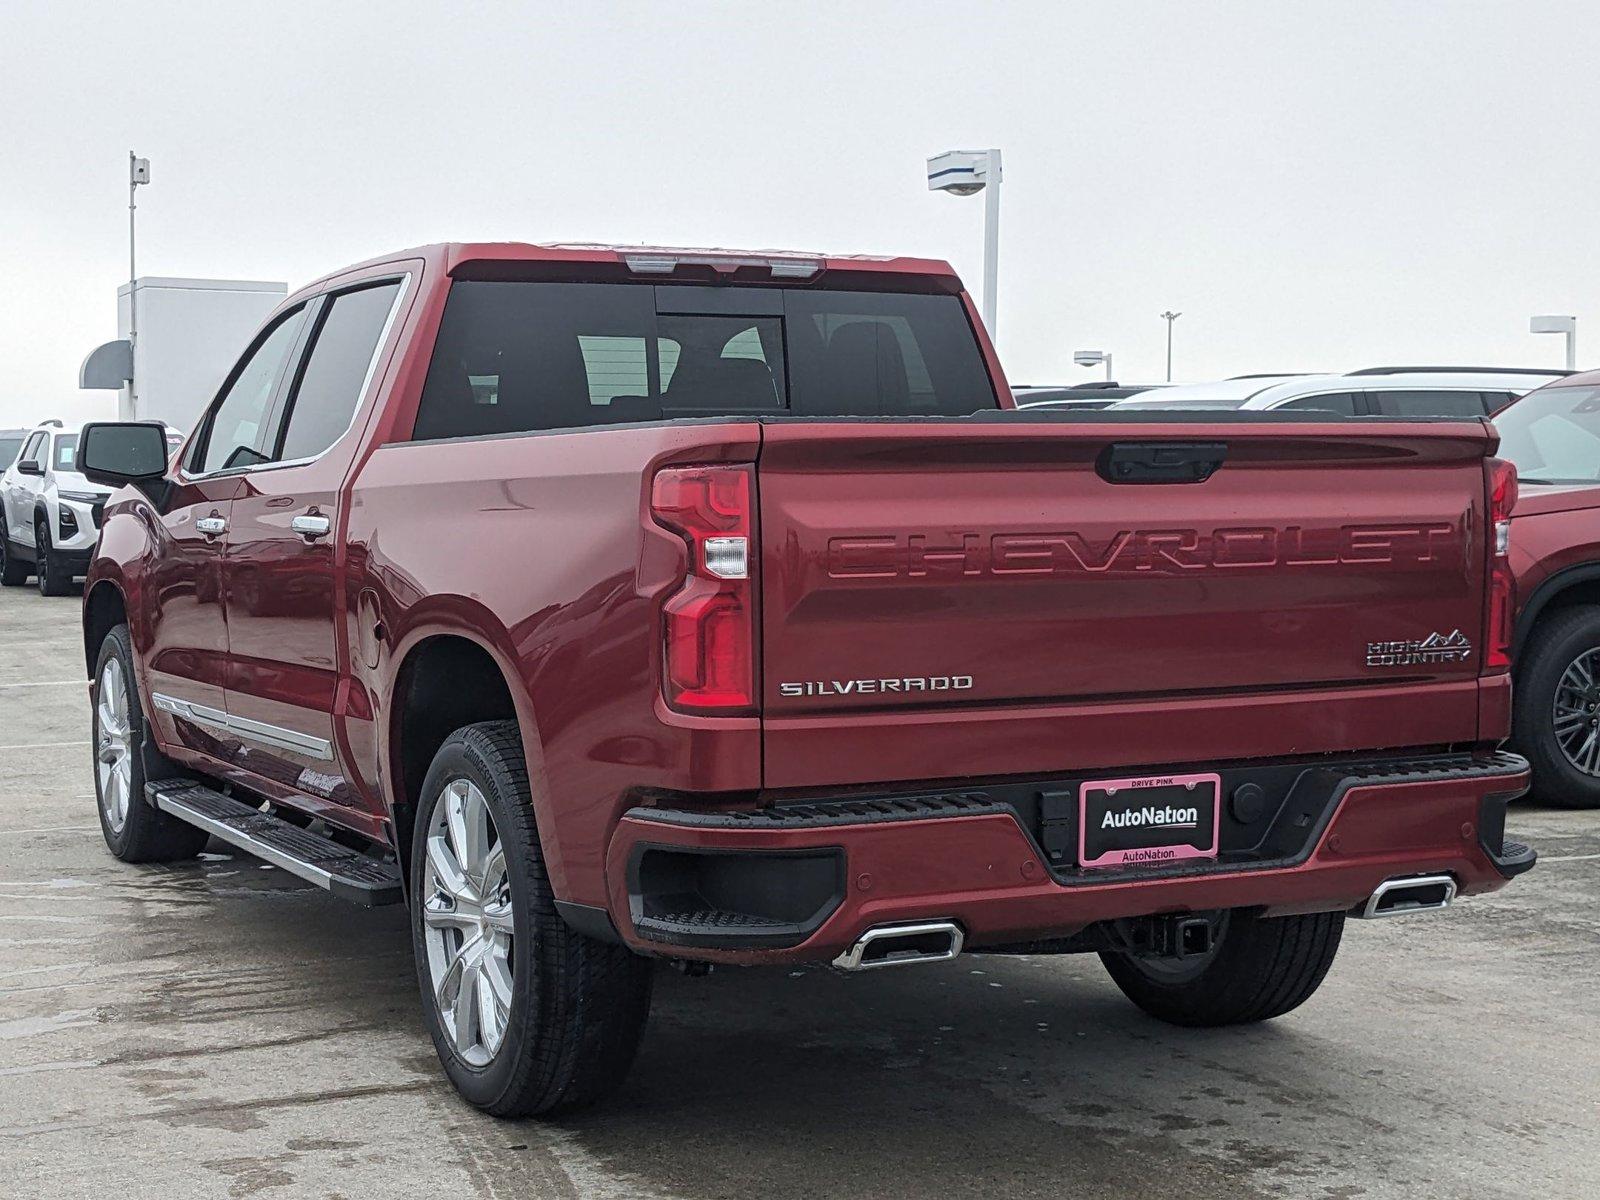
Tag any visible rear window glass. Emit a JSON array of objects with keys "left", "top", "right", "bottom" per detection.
[
  {"left": 53, "top": 434, "right": 78, "bottom": 470},
  {"left": 1372, "top": 390, "right": 1488, "bottom": 418},
  {"left": 0, "top": 436, "right": 25, "bottom": 467},
  {"left": 412, "top": 282, "right": 995, "bottom": 440}
]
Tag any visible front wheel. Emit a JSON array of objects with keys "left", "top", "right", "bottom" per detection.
[
  {"left": 410, "top": 721, "right": 653, "bottom": 1117},
  {"left": 35, "top": 518, "right": 71, "bottom": 596},
  {"left": 93, "top": 624, "right": 209, "bottom": 863},
  {"left": 1100, "top": 908, "right": 1344, "bottom": 1027}
]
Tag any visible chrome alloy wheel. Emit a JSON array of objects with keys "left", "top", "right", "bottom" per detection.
[
  {"left": 422, "top": 778, "right": 515, "bottom": 1067},
  {"left": 95, "top": 656, "right": 134, "bottom": 832},
  {"left": 1553, "top": 648, "right": 1600, "bottom": 776}
]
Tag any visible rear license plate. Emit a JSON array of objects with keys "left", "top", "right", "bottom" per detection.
[{"left": 1078, "top": 772, "right": 1221, "bottom": 869}]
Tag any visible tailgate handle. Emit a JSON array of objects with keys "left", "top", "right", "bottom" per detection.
[{"left": 1098, "top": 442, "right": 1227, "bottom": 484}]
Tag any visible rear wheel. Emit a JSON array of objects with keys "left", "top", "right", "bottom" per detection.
[
  {"left": 93, "top": 624, "right": 209, "bottom": 863},
  {"left": 1513, "top": 605, "right": 1600, "bottom": 809},
  {"left": 35, "top": 517, "right": 71, "bottom": 596},
  {"left": 0, "top": 516, "right": 27, "bottom": 586},
  {"left": 410, "top": 721, "right": 653, "bottom": 1117},
  {"left": 1100, "top": 908, "right": 1344, "bottom": 1026}
]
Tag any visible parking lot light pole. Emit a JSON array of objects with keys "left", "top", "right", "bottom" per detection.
[
  {"left": 927, "top": 149, "right": 1002, "bottom": 339},
  {"left": 128, "top": 153, "right": 150, "bottom": 418},
  {"left": 1160, "top": 311, "right": 1182, "bottom": 382},
  {"left": 1531, "top": 314, "right": 1577, "bottom": 371},
  {"left": 1074, "top": 349, "right": 1112, "bottom": 381}
]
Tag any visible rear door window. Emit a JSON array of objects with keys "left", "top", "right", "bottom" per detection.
[
  {"left": 412, "top": 281, "right": 995, "bottom": 440},
  {"left": 274, "top": 281, "right": 401, "bottom": 463},
  {"left": 1371, "top": 390, "right": 1489, "bottom": 417},
  {"left": 52, "top": 434, "right": 78, "bottom": 471}
]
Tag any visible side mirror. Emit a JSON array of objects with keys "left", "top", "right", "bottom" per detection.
[
  {"left": 16, "top": 458, "right": 43, "bottom": 477},
  {"left": 78, "top": 422, "right": 171, "bottom": 490}
]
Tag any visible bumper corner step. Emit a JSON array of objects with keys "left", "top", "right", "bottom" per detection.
[{"left": 147, "top": 779, "right": 402, "bottom": 906}]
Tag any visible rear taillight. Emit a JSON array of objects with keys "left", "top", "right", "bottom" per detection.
[
  {"left": 651, "top": 465, "right": 757, "bottom": 713},
  {"left": 1486, "top": 457, "right": 1518, "bottom": 670}
]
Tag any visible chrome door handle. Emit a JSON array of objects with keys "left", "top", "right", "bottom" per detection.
[
  {"left": 195, "top": 516, "right": 227, "bottom": 536},
  {"left": 291, "top": 513, "right": 331, "bottom": 539}
]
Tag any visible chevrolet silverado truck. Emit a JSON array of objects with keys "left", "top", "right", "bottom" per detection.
[{"left": 76, "top": 242, "right": 1535, "bottom": 1118}]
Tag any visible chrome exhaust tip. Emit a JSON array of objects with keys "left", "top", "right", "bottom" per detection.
[
  {"left": 1356, "top": 874, "right": 1458, "bottom": 919},
  {"left": 832, "top": 921, "right": 964, "bottom": 971}
]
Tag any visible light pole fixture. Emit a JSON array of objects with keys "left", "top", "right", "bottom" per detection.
[
  {"left": 1531, "top": 314, "right": 1577, "bottom": 371},
  {"left": 128, "top": 153, "right": 151, "bottom": 417},
  {"left": 927, "top": 148, "right": 1002, "bottom": 339},
  {"left": 1074, "top": 349, "right": 1113, "bottom": 381},
  {"left": 1160, "top": 311, "right": 1182, "bottom": 382}
]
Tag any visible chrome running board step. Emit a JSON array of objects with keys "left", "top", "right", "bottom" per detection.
[{"left": 147, "top": 780, "right": 402, "bottom": 906}]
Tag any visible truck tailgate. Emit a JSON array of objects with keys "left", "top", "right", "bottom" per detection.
[{"left": 756, "top": 418, "right": 1495, "bottom": 788}]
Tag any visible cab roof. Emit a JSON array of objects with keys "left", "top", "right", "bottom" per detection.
[{"left": 299, "top": 242, "right": 960, "bottom": 297}]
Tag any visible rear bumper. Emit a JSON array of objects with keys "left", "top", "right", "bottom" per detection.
[{"left": 599, "top": 751, "right": 1532, "bottom": 965}]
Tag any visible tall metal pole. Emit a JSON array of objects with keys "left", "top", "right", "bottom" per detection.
[
  {"left": 1160, "top": 311, "right": 1182, "bottom": 382},
  {"left": 1567, "top": 326, "right": 1577, "bottom": 372},
  {"left": 981, "top": 148, "right": 1001, "bottom": 341},
  {"left": 128, "top": 152, "right": 138, "bottom": 420}
]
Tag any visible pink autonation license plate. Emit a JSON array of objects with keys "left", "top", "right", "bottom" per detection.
[{"left": 1077, "top": 772, "right": 1222, "bottom": 869}]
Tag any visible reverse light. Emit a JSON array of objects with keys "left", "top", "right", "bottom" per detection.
[
  {"left": 651, "top": 465, "right": 757, "bottom": 712},
  {"left": 1486, "top": 457, "right": 1517, "bottom": 671}
]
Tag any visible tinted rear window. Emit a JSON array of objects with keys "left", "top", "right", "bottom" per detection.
[
  {"left": 0, "top": 436, "right": 22, "bottom": 467},
  {"left": 1371, "top": 389, "right": 1488, "bottom": 417},
  {"left": 412, "top": 282, "right": 995, "bottom": 440}
]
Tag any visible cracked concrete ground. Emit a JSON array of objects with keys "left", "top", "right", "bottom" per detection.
[{"left": 1, "top": 583, "right": 1596, "bottom": 1199}]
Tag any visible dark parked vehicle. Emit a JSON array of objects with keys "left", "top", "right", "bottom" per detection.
[{"left": 76, "top": 242, "right": 1533, "bottom": 1118}]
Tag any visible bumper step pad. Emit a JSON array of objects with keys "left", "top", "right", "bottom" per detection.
[{"left": 147, "top": 779, "right": 402, "bottom": 906}]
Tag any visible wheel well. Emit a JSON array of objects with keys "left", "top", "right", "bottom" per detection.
[
  {"left": 83, "top": 582, "right": 127, "bottom": 678},
  {"left": 1520, "top": 575, "right": 1600, "bottom": 662},
  {"left": 391, "top": 635, "right": 520, "bottom": 878}
]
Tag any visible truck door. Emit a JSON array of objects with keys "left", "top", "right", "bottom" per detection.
[
  {"left": 144, "top": 306, "right": 309, "bottom": 752},
  {"left": 221, "top": 279, "right": 405, "bottom": 822}
]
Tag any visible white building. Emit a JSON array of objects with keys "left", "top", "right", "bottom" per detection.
[{"left": 82, "top": 277, "right": 286, "bottom": 431}]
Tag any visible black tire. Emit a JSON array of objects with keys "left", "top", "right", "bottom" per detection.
[
  {"left": 93, "top": 624, "right": 210, "bottom": 863},
  {"left": 35, "top": 517, "right": 71, "bottom": 596},
  {"left": 1512, "top": 605, "right": 1600, "bottom": 809},
  {"left": 0, "top": 516, "right": 27, "bottom": 586},
  {"left": 1100, "top": 908, "right": 1344, "bottom": 1027},
  {"left": 409, "top": 721, "right": 653, "bottom": 1117}
]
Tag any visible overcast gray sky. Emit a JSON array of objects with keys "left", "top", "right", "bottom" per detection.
[{"left": 3, "top": 0, "right": 1597, "bottom": 426}]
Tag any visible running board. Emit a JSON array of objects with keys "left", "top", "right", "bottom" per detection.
[{"left": 147, "top": 780, "right": 403, "bottom": 906}]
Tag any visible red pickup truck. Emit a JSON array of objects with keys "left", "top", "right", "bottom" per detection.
[{"left": 76, "top": 242, "right": 1534, "bottom": 1118}]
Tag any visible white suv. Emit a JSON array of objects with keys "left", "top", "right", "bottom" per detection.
[
  {"left": 2, "top": 422, "right": 113, "bottom": 594},
  {"left": 1108, "top": 367, "right": 1569, "bottom": 416}
]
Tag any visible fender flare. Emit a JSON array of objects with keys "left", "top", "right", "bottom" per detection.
[{"left": 1514, "top": 562, "right": 1600, "bottom": 656}]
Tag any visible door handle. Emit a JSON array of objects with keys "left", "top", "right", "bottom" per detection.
[
  {"left": 291, "top": 513, "right": 331, "bottom": 540},
  {"left": 195, "top": 515, "right": 227, "bottom": 536}
]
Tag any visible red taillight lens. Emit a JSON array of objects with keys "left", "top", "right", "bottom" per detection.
[
  {"left": 1486, "top": 457, "right": 1517, "bottom": 670},
  {"left": 651, "top": 465, "right": 756, "bottom": 712}
]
